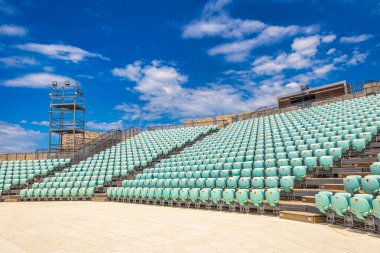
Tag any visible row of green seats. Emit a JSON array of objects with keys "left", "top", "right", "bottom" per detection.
[
  {"left": 107, "top": 186, "right": 281, "bottom": 208},
  {"left": 19, "top": 187, "right": 94, "bottom": 199}
]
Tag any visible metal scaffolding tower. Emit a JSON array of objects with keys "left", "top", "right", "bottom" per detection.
[{"left": 48, "top": 81, "right": 85, "bottom": 158}]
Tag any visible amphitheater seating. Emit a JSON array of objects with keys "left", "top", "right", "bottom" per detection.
[
  {"left": 0, "top": 159, "right": 70, "bottom": 192},
  {"left": 109, "top": 95, "right": 380, "bottom": 210},
  {"left": 20, "top": 126, "right": 214, "bottom": 200},
  {"left": 317, "top": 115, "right": 380, "bottom": 224}
]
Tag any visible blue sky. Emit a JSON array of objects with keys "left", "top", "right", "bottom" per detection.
[{"left": 0, "top": 0, "right": 379, "bottom": 152}]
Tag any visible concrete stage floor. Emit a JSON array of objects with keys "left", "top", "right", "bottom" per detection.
[{"left": 0, "top": 202, "right": 379, "bottom": 253}]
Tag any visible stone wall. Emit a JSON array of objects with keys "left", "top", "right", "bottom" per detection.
[
  {"left": 0, "top": 153, "right": 49, "bottom": 162},
  {"left": 364, "top": 82, "right": 380, "bottom": 95},
  {"left": 61, "top": 131, "right": 103, "bottom": 150}
]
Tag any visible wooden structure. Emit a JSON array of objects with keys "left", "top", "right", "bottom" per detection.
[{"left": 277, "top": 80, "right": 350, "bottom": 109}]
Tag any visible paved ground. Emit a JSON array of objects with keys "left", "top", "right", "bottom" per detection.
[{"left": 0, "top": 202, "right": 379, "bottom": 253}]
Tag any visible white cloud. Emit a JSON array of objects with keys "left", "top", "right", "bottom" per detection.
[
  {"left": 183, "top": 0, "right": 319, "bottom": 62},
  {"left": 0, "top": 121, "right": 45, "bottom": 153},
  {"left": 113, "top": 60, "right": 303, "bottom": 120},
  {"left": 347, "top": 50, "right": 368, "bottom": 65},
  {"left": 0, "top": 56, "right": 38, "bottom": 68},
  {"left": 112, "top": 60, "right": 142, "bottom": 81},
  {"left": 183, "top": 15, "right": 266, "bottom": 39},
  {"left": 0, "top": 24, "right": 27, "bottom": 36},
  {"left": 340, "top": 34, "right": 373, "bottom": 43},
  {"left": 321, "top": 34, "right": 336, "bottom": 43},
  {"left": 2, "top": 73, "right": 78, "bottom": 88},
  {"left": 208, "top": 25, "right": 319, "bottom": 62},
  {"left": 19, "top": 120, "right": 27, "bottom": 124},
  {"left": 31, "top": 121, "right": 49, "bottom": 126},
  {"left": 16, "top": 43, "right": 109, "bottom": 63},
  {"left": 313, "top": 64, "right": 334, "bottom": 75},
  {"left": 43, "top": 66, "right": 55, "bottom": 72},
  {"left": 327, "top": 48, "right": 336, "bottom": 55},
  {"left": 87, "top": 120, "right": 123, "bottom": 131},
  {"left": 252, "top": 35, "right": 334, "bottom": 75}
]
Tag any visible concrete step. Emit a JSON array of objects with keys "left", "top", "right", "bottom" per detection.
[
  {"left": 4, "top": 199, "right": 18, "bottom": 202},
  {"left": 338, "top": 172, "right": 370, "bottom": 178},
  {"left": 332, "top": 167, "right": 369, "bottom": 174},
  {"left": 301, "top": 196, "right": 315, "bottom": 203},
  {"left": 279, "top": 211, "right": 326, "bottom": 224},
  {"left": 279, "top": 200, "right": 319, "bottom": 213},
  {"left": 320, "top": 184, "right": 344, "bottom": 191},
  {"left": 305, "top": 178, "right": 343, "bottom": 187},
  {"left": 292, "top": 188, "right": 345, "bottom": 197},
  {"left": 93, "top": 197, "right": 107, "bottom": 202}
]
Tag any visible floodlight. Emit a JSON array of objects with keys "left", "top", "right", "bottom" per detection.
[
  {"left": 75, "top": 89, "right": 83, "bottom": 96},
  {"left": 65, "top": 81, "right": 70, "bottom": 86},
  {"left": 52, "top": 81, "right": 58, "bottom": 88}
]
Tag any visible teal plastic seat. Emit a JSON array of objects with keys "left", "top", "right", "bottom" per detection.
[
  {"left": 331, "top": 192, "right": 351, "bottom": 217},
  {"left": 265, "top": 188, "right": 280, "bottom": 207},
  {"left": 352, "top": 138, "right": 366, "bottom": 152},
  {"left": 315, "top": 191, "right": 333, "bottom": 214},
  {"left": 372, "top": 196, "right": 380, "bottom": 219},
  {"left": 147, "top": 188, "right": 155, "bottom": 200},
  {"left": 205, "top": 178, "right": 216, "bottom": 188},
  {"left": 278, "top": 166, "right": 291, "bottom": 177},
  {"left": 238, "top": 177, "right": 250, "bottom": 189},
  {"left": 222, "top": 189, "right": 235, "bottom": 205},
  {"left": 319, "top": 156, "right": 334, "bottom": 171},
  {"left": 361, "top": 175, "right": 380, "bottom": 195},
  {"left": 210, "top": 188, "right": 222, "bottom": 204},
  {"left": 349, "top": 194, "right": 373, "bottom": 220},
  {"left": 154, "top": 188, "right": 163, "bottom": 200},
  {"left": 293, "top": 166, "right": 307, "bottom": 181},
  {"left": 343, "top": 175, "right": 362, "bottom": 195},
  {"left": 290, "top": 158, "right": 303, "bottom": 167},
  {"left": 328, "top": 148, "right": 342, "bottom": 161},
  {"left": 226, "top": 177, "right": 238, "bottom": 188},
  {"left": 280, "top": 176, "right": 295, "bottom": 193},
  {"left": 370, "top": 162, "right": 380, "bottom": 175},
  {"left": 236, "top": 189, "right": 249, "bottom": 205},
  {"left": 304, "top": 157, "right": 317, "bottom": 171},
  {"left": 251, "top": 177, "right": 264, "bottom": 189},
  {"left": 241, "top": 168, "right": 252, "bottom": 177},
  {"left": 180, "top": 188, "right": 190, "bottom": 201},
  {"left": 265, "top": 177, "right": 278, "bottom": 188},
  {"left": 199, "top": 188, "right": 211, "bottom": 203},
  {"left": 252, "top": 168, "right": 264, "bottom": 177},
  {"left": 250, "top": 189, "right": 265, "bottom": 207},
  {"left": 215, "top": 178, "right": 227, "bottom": 188},
  {"left": 189, "top": 188, "right": 200, "bottom": 202},
  {"left": 170, "top": 188, "right": 180, "bottom": 201},
  {"left": 162, "top": 188, "right": 172, "bottom": 200}
]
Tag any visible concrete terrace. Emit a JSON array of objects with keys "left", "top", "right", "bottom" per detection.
[{"left": 0, "top": 202, "right": 379, "bottom": 253}]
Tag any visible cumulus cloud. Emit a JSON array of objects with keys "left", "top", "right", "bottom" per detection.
[
  {"left": 0, "top": 121, "right": 45, "bottom": 153},
  {"left": 183, "top": 0, "right": 319, "bottom": 62},
  {"left": 252, "top": 35, "right": 335, "bottom": 75},
  {"left": 15, "top": 43, "right": 109, "bottom": 63},
  {"left": 112, "top": 60, "right": 142, "bottom": 81},
  {"left": 327, "top": 48, "right": 336, "bottom": 55},
  {"left": 2, "top": 72, "right": 78, "bottom": 88},
  {"left": 31, "top": 121, "right": 49, "bottom": 126},
  {"left": 347, "top": 50, "right": 368, "bottom": 65},
  {"left": 113, "top": 60, "right": 303, "bottom": 120},
  {"left": 0, "top": 56, "right": 38, "bottom": 68},
  {"left": 87, "top": 120, "right": 123, "bottom": 131},
  {"left": 340, "top": 34, "right": 373, "bottom": 43},
  {"left": 183, "top": 15, "right": 266, "bottom": 39},
  {"left": 0, "top": 24, "right": 27, "bottom": 36}
]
